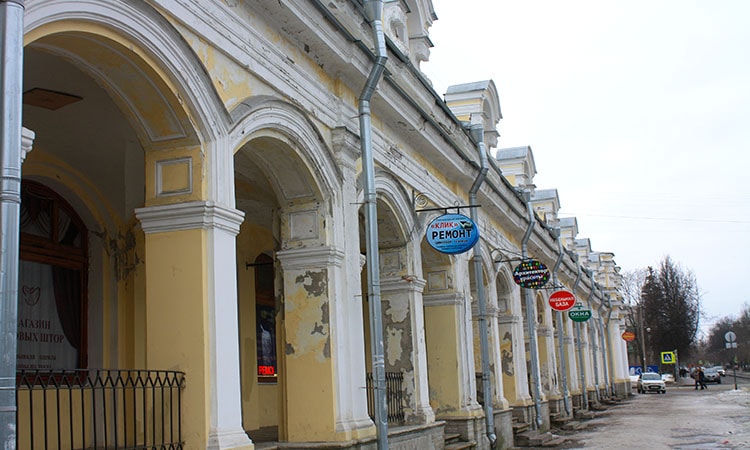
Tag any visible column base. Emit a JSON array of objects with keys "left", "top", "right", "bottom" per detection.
[{"left": 207, "top": 429, "right": 254, "bottom": 450}]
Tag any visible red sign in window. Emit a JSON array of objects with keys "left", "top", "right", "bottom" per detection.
[{"left": 258, "top": 365, "right": 276, "bottom": 376}]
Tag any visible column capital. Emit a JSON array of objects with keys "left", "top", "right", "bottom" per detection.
[
  {"left": 276, "top": 246, "right": 345, "bottom": 270},
  {"left": 136, "top": 201, "right": 244, "bottom": 235}
]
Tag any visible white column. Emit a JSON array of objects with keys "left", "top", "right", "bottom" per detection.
[
  {"left": 381, "top": 276, "right": 435, "bottom": 423},
  {"left": 137, "top": 202, "right": 252, "bottom": 449},
  {"left": 205, "top": 204, "right": 253, "bottom": 449}
]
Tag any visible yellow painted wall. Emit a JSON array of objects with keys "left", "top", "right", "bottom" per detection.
[
  {"left": 235, "top": 221, "right": 278, "bottom": 432},
  {"left": 143, "top": 228, "right": 209, "bottom": 448},
  {"left": 281, "top": 267, "right": 337, "bottom": 442},
  {"left": 424, "top": 304, "right": 461, "bottom": 415}
]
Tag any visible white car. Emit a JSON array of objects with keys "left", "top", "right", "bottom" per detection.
[
  {"left": 661, "top": 373, "right": 675, "bottom": 383},
  {"left": 637, "top": 372, "right": 666, "bottom": 394}
]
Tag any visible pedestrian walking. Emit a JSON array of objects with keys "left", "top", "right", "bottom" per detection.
[{"left": 699, "top": 367, "right": 708, "bottom": 390}]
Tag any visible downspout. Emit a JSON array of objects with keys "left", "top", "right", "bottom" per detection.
[
  {"left": 586, "top": 281, "right": 600, "bottom": 403},
  {"left": 520, "top": 191, "right": 543, "bottom": 428},
  {"left": 571, "top": 258, "right": 588, "bottom": 409},
  {"left": 359, "top": 2, "right": 389, "bottom": 448},
  {"left": 550, "top": 230, "right": 570, "bottom": 416},
  {"left": 0, "top": 1, "right": 25, "bottom": 447},
  {"left": 596, "top": 286, "right": 611, "bottom": 398},
  {"left": 467, "top": 124, "right": 496, "bottom": 447},
  {"left": 600, "top": 293, "right": 615, "bottom": 397}
]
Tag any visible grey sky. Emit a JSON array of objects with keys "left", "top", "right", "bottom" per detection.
[{"left": 423, "top": 1, "right": 750, "bottom": 333}]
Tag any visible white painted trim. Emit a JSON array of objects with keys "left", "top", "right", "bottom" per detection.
[{"left": 135, "top": 201, "right": 244, "bottom": 235}]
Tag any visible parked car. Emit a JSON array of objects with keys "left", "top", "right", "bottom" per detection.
[
  {"left": 637, "top": 372, "right": 666, "bottom": 394},
  {"left": 712, "top": 366, "right": 726, "bottom": 376},
  {"left": 629, "top": 374, "right": 639, "bottom": 389},
  {"left": 661, "top": 373, "right": 675, "bottom": 383},
  {"left": 703, "top": 368, "right": 722, "bottom": 383}
]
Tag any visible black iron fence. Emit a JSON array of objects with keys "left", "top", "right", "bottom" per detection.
[
  {"left": 365, "top": 371, "right": 405, "bottom": 424},
  {"left": 17, "top": 369, "right": 185, "bottom": 449}
]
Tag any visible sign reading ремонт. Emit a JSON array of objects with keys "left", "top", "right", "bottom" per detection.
[{"left": 425, "top": 213, "right": 479, "bottom": 255}]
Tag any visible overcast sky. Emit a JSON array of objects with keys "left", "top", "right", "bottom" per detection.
[{"left": 422, "top": 0, "right": 750, "bottom": 334}]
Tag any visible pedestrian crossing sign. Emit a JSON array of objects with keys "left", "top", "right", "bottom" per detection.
[{"left": 661, "top": 351, "right": 675, "bottom": 364}]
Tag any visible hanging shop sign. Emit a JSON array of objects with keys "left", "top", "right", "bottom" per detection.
[
  {"left": 568, "top": 303, "right": 592, "bottom": 322},
  {"left": 621, "top": 331, "right": 636, "bottom": 342},
  {"left": 548, "top": 290, "right": 576, "bottom": 312},
  {"left": 425, "top": 213, "right": 479, "bottom": 255},
  {"left": 512, "top": 259, "right": 550, "bottom": 289}
]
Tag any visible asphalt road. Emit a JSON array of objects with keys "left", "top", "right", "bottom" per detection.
[{"left": 550, "top": 374, "right": 750, "bottom": 449}]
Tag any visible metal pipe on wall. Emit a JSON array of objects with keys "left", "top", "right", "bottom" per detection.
[
  {"left": 0, "top": 1, "right": 25, "bottom": 447},
  {"left": 550, "top": 229, "right": 570, "bottom": 416},
  {"left": 359, "top": 1, "right": 389, "bottom": 448},
  {"left": 468, "top": 124, "right": 497, "bottom": 446},
  {"left": 585, "top": 277, "right": 601, "bottom": 403},
  {"left": 520, "top": 191, "right": 543, "bottom": 428},
  {"left": 570, "top": 256, "right": 588, "bottom": 409}
]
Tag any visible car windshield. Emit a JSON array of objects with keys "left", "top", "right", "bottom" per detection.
[{"left": 642, "top": 373, "right": 661, "bottom": 380}]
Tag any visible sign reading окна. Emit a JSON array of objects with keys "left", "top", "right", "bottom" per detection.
[{"left": 548, "top": 290, "right": 576, "bottom": 312}]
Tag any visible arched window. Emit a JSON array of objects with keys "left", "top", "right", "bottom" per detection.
[{"left": 18, "top": 180, "right": 87, "bottom": 370}]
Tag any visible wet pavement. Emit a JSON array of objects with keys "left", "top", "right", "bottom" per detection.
[{"left": 547, "top": 377, "right": 750, "bottom": 449}]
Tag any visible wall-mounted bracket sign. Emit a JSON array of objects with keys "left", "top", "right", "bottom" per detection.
[
  {"left": 568, "top": 302, "right": 592, "bottom": 322},
  {"left": 621, "top": 331, "right": 636, "bottom": 342},
  {"left": 548, "top": 290, "right": 576, "bottom": 312},
  {"left": 512, "top": 259, "right": 550, "bottom": 289},
  {"left": 425, "top": 213, "right": 479, "bottom": 255}
]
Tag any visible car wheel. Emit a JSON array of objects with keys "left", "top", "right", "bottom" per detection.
[
  {"left": 661, "top": 390, "right": 666, "bottom": 394},
  {"left": 717, "top": 379, "right": 721, "bottom": 384}
]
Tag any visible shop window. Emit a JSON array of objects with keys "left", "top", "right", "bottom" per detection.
[
  {"left": 18, "top": 181, "right": 87, "bottom": 370},
  {"left": 254, "top": 254, "right": 276, "bottom": 382}
]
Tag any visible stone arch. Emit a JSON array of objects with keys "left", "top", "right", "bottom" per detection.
[
  {"left": 25, "top": 0, "right": 228, "bottom": 145},
  {"left": 24, "top": 0, "right": 237, "bottom": 208},
  {"left": 231, "top": 98, "right": 341, "bottom": 213}
]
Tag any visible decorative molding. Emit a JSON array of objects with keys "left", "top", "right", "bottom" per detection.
[
  {"left": 21, "top": 127, "right": 36, "bottom": 162},
  {"left": 156, "top": 157, "right": 193, "bottom": 197},
  {"left": 289, "top": 210, "right": 319, "bottom": 240},
  {"left": 380, "top": 276, "right": 426, "bottom": 294},
  {"left": 136, "top": 201, "right": 244, "bottom": 235},
  {"left": 276, "top": 246, "right": 345, "bottom": 270},
  {"left": 422, "top": 292, "right": 463, "bottom": 307}
]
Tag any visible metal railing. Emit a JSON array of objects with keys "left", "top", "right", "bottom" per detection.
[
  {"left": 17, "top": 369, "right": 185, "bottom": 449},
  {"left": 365, "top": 371, "right": 404, "bottom": 424}
]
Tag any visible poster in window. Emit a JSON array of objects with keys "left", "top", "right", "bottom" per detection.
[
  {"left": 256, "top": 304, "right": 276, "bottom": 377},
  {"left": 17, "top": 260, "right": 79, "bottom": 370}
]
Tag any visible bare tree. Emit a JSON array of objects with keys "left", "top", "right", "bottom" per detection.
[
  {"left": 621, "top": 269, "right": 647, "bottom": 368},
  {"left": 704, "top": 302, "right": 750, "bottom": 369}
]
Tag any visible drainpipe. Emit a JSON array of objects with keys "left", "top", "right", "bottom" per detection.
[
  {"left": 359, "top": 1, "right": 389, "bottom": 448},
  {"left": 596, "top": 286, "right": 611, "bottom": 398},
  {"left": 585, "top": 278, "right": 600, "bottom": 403},
  {"left": 571, "top": 257, "right": 588, "bottom": 409},
  {"left": 0, "top": 1, "right": 25, "bottom": 448},
  {"left": 550, "top": 230, "right": 570, "bottom": 416},
  {"left": 520, "top": 191, "right": 543, "bottom": 429},
  {"left": 467, "top": 124, "right": 496, "bottom": 447},
  {"left": 599, "top": 293, "right": 615, "bottom": 397}
]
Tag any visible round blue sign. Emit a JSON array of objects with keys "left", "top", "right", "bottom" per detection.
[{"left": 426, "top": 213, "right": 479, "bottom": 254}]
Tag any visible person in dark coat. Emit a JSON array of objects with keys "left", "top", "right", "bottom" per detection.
[{"left": 694, "top": 367, "right": 707, "bottom": 390}]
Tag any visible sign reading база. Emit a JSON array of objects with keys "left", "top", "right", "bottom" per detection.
[{"left": 426, "top": 213, "right": 479, "bottom": 254}]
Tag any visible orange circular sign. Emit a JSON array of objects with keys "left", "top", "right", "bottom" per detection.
[{"left": 622, "top": 331, "right": 636, "bottom": 342}]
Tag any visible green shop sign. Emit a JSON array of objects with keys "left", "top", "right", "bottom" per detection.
[{"left": 568, "top": 305, "right": 592, "bottom": 322}]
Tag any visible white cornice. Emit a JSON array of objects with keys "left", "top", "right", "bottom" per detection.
[{"left": 136, "top": 201, "right": 244, "bottom": 234}]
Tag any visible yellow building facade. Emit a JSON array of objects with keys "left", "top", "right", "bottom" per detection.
[{"left": 10, "top": 1, "right": 629, "bottom": 449}]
